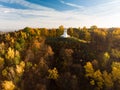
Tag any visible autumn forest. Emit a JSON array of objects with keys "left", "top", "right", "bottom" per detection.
[{"left": 0, "top": 25, "right": 120, "bottom": 90}]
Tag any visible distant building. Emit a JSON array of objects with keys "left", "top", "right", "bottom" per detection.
[{"left": 61, "top": 29, "right": 70, "bottom": 38}]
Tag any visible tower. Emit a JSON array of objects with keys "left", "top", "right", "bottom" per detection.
[{"left": 61, "top": 28, "right": 70, "bottom": 38}]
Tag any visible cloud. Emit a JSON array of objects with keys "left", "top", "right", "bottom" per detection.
[
  {"left": 0, "top": 0, "right": 120, "bottom": 31},
  {"left": 82, "top": 0, "right": 120, "bottom": 16},
  {"left": 59, "top": 0, "right": 84, "bottom": 9},
  {"left": 0, "top": 0, "right": 54, "bottom": 11},
  {"left": 60, "top": 0, "right": 120, "bottom": 16},
  {"left": 0, "top": 5, "right": 92, "bottom": 31}
]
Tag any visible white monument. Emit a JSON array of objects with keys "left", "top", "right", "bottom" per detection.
[{"left": 61, "top": 29, "right": 70, "bottom": 38}]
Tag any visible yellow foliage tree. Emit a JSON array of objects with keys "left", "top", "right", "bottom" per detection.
[
  {"left": 1, "top": 80, "right": 15, "bottom": 90},
  {"left": 48, "top": 67, "right": 59, "bottom": 80},
  {"left": 16, "top": 61, "right": 25, "bottom": 75},
  {"left": 111, "top": 62, "right": 120, "bottom": 81},
  {"left": 5, "top": 34, "right": 11, "bottom": 41},
  {"left": 103, "top": 71, "right": 113, "bottom": 89},
  {"left": 5, "top": 47, "right": 21, "bottom": 65},
  {"left": 5, "top": 47, "right": 15, "bottom": 60},
  {"left": 93, "top": 70, "right": 104, "bottom": 89},
  {"left": 84, "top": 62, "right": 94, "bottom": 77},
  {"left": 0, "top": 57, "right": 4, "bottom": 68},
  {"left": 20, "top": 31, "right": 27, "bottom": 39}
]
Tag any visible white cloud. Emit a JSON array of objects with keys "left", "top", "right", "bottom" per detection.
[
  {"left": 82, "top": 0, "right": 120, "bottom": 16},
  {"left": 59, "top": 0, "right": 84, "bottom": 9},
  {"left": 0, "top": 0, "right": 54, "bottom": 11},
  {"left": 0, "top": 0, "right": 120, "bottom": 31}
]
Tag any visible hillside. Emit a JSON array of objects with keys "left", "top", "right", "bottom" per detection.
[{"left": 0, "top": 26, "right": 120, "bottom": 90}]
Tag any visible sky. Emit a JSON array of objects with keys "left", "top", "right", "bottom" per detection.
[{"left": 0, "top": 0, "right": 120, "bottom": 31}]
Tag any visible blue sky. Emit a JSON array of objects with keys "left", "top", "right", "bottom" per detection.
[{"left": 0, "top": 0, "right": 120, "bottom": 31}]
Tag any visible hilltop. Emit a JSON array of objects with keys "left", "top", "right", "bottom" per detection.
[{"left": 0, "top": 26, "right": 120, "bottom": 90}]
